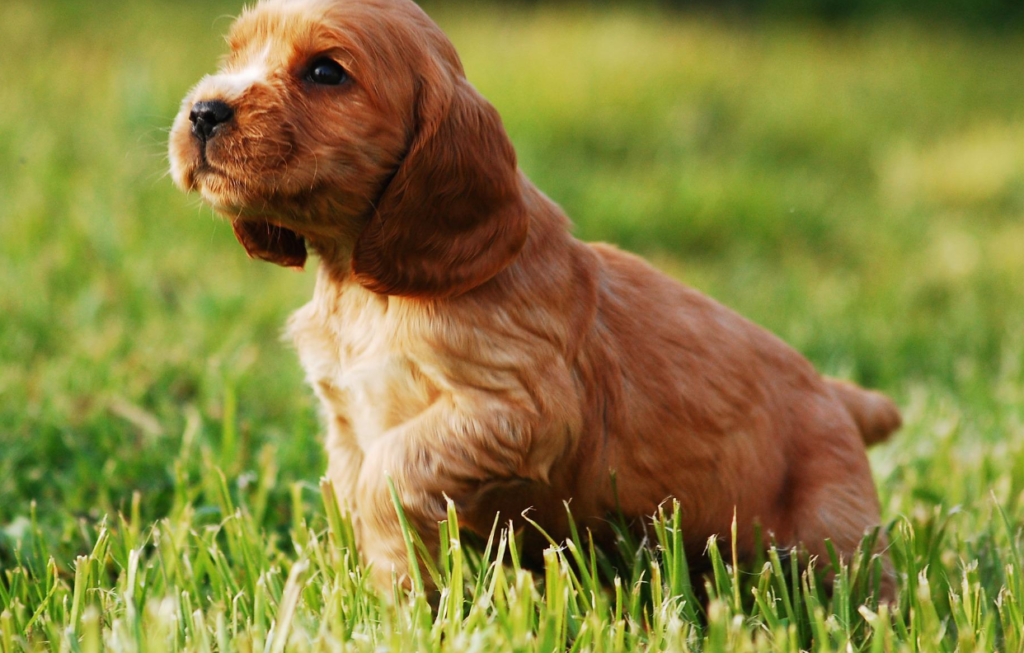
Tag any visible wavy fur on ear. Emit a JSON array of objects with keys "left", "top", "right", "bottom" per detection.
[{"left": 351, "top": 56, "right": 529, "bottom": 298}]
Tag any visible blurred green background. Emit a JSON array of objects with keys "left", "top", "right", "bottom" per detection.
[{"left": 2, "top": 0, "right": 1023, "bottom": 562}]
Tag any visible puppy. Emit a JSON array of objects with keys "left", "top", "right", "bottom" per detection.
[{"left": 169, "top": 0, "right": 901, "bottom": 594}]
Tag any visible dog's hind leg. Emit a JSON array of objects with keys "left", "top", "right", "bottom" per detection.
[{"left": 778, "top": 436, "right": 895, "bottom": 602}]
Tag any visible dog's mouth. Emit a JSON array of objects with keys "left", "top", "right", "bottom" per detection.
[
  {"left": 231, "top": 218, "right": 307, "bottom": 269},
  {"left": 189, "top": 167, "right": 308, "bottom": 270}
]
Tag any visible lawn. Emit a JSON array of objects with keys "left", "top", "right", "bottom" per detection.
[{"left": 2, "top": 0, "right": 1024, "bottom": 650}]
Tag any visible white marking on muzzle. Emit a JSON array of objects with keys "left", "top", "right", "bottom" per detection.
[{"left": 201, "top": 42, "right": 272, "bottom": 102}]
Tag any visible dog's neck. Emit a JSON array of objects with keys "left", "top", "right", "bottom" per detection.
[
  {"left": 307, "top": 178, "right": 575, "bottom": 304},
  {"left": 305, "top": 180, "right": 577, "bottom": 315},
  {"left": 307, "top": 236, "right": 357, "bottom": 284}
]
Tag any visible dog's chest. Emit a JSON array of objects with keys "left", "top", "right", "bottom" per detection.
[{"left": 288, "top": 293, "right": 439, "bottom": 452}]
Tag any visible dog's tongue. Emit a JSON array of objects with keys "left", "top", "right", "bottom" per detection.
[{"left": 231, "top": 219, "right": 307, "bottom": 269}]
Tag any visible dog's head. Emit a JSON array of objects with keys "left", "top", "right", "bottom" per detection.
[{"left": 169, "top": 0, "right": 528, "bottom": 296}]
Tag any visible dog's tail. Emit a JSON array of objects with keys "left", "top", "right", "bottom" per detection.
[{"left": 826, "top": 378, "right": 902, "bottom": 446}]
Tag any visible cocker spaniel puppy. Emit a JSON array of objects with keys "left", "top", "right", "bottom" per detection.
[{"left": 169, "top": 0, "right": 901, "bottom": 594}]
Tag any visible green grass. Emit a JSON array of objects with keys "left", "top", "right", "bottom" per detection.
[{"left": 2, "top": 0, "right": 1024, "bottom": 650}]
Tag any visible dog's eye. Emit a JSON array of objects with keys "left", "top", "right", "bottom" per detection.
[{"left": 306, "top": 58, "right": 348, "bottom": 86}]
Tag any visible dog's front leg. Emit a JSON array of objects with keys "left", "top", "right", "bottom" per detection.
[{"left": 354, "top": 397, "right": 534, "bottom": 592}]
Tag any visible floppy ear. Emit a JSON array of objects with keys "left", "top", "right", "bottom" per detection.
[{"left": 351, "top": 67, "right": 529, "bottom": 297}]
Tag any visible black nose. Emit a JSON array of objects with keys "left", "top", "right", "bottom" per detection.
[{"left": 189, "top": 100, "right": 234, "bottom": 142}]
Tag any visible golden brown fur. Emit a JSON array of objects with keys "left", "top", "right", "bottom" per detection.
[{"left": 169, "top": 0, "right": 901, "bottom": 595}]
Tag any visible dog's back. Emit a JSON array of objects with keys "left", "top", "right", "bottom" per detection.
[{"left": 563, "top": 241, "right": 897, "bottom": 571}]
